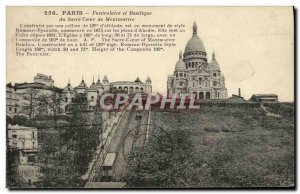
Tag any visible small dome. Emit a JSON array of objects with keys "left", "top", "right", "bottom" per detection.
[
  {"left": 96, "top": 78, "right": 103, "bottom": 88},
  {"left": 78, "top": 78, "right": 87, "bottom": 88},
  {"left": 90, "top": 83, "right": 97, "bottom": 90},
  {"left": 135, "top": 77, "right": 141, "bottom": 83},
  {"left": 146, "top": 76, "right": 151, "bottom": 82},
  {"left": 175, "top": 51, "right": 186, "bottom": 71},
  {"left": 63, "top": 79, "right": 73, "bottom": 91},
  {"left": 184, "top": 22, "right": 206, "bottom": 54},
  {"left": 103, "top": 75, "right": 108, "bottom": 82},
  {"left": 63, "top": 84, "right": 73, "bottom": 91},
  {"left": 209, "top": 52, "right": 220, "bottom": 71},
  {"left": 89, "top": 76, "right": 98, "bottom": 90}
]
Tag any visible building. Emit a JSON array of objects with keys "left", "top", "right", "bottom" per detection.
[
  {"left": 167, "top": 22, "right": 228, "bottom": 99},
  {"left": 8, "top": 125, "right": 38, "bottom": 151},
  {"left": 227, "top": 88, "right": 248, "bottom": 103},
  {"left": 6, "top": 83, "right": 20, "bottom": 117},
  {"left": 34, "top": 73, "right": 54, "bottom": 87},
  {"left": 61, "top": 75, "right": 152, "bottom": 111},
  {"left": 6, "top": 74, "right": 57, "bottom": 118},
  {"left": 7, "top": 125, "right": 39, "bottom": 165},
  {"left": 250, "top": 94, "right": 278, "bottom": 103},
  {"left": 7, "top": 73, "right": 153, "bottom": 116},
  {"left": 7, "top": 125, "right": 41, "bottom": 186},
  {"left": 110, "top": 76, "right": 152, "bottom": 94}
]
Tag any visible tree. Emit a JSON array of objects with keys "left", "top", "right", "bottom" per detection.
[
  {"left": 22, "top": 88, "right": 40, "bottom": 118},
  {"left": 6, "top": 116, "right": 12, "bottom": 127},
  {"left": 48, "top": 88, "right": 63, "bottom": 115},
  {"left": 36, "top": 94, "right": 101, "bottom": 188},
  {"left": 36, "top": 95, "right": 49, "bottom": 115},
  {"left": 11, "top": 115, "right": 27, "bottom": 126},
  {"left": 124, "top": 128, "right": 202, "bottom": 188}
]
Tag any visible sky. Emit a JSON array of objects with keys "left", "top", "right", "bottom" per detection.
[{"left": 7, "top": 6, "right": 294, "bottom": 102}]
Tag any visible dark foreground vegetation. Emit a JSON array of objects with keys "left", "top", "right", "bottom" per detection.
[
  {"left": 125, "top": 103, "right": 294, "bottom": 188},
  {"left": 7, "top": 95, "right": 101, "bottom": 188}
]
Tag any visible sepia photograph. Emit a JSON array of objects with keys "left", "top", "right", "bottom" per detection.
[{"left": 5, "top": 6, "right": 295, "bottom": 189}]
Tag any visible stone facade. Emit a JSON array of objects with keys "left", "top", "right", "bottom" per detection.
[
  {"left": 250, "top": 94, "right": 278, "bottom": 103},
  {"left": 61, "top": 76, "right": 152, "bottom": 111},
  {"left": 6, "top": 83, "right": 20, "bottom": 117},
  {"left": 6, "top": 80, "right": 55, "bottom": 117},
  {"left": 167, "top": 22, "right": 228, "bottom": 100},
  {"left": 8, "top": 125, "right": 38, "bottom": 151},
  {"left": 7, "top": 73, "right": 153, "bottom": 117},
  {"left": 34, "top": 73, "right": 54, "bottom": 87}
]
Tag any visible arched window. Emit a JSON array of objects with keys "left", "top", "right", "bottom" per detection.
[
  {"left": 199, "top": 92, "right": 204, "bottom": 99},
  {"left": 206, "top": 92, "right": 210, "bottom": 99},
  {"left": 14, "top": 108, "right": 17, "bottom": 113},
  {"left": 91, "top": 96, "right": 94, "bottom": 100},
  {"left": 129, "top": 87, "right": 134, "bottom": 94},
  {"left": 193, "top": 92, "right": 197, "bottom": 99}
]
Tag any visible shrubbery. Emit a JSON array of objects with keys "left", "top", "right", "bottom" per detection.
[
  {"left": 125, "top": 128, "right": 203, "bottom": 188},
  {"left": 134, "top": 104, "right": 295, "bottom": 187},
  {"left": 11, "top": 115, "right": 28, "bottom": 126}
]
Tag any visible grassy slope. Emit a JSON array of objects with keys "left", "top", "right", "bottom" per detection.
[{"left": 153, "top": 103, "right": 294, "bottom": 187}]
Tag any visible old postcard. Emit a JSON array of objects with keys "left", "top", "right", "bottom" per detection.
[{"left": 6, "top": 6, "right": 294, "bottom": 189}]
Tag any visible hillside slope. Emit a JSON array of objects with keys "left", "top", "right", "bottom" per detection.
[{"left": 153, "top": 103, "right": 294, "bottom": 187}]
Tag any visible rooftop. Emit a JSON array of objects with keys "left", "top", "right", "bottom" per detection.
[
  {"left": 252, "top": 94, "right": 278, "bottom": 97},
  {"left": 8, "top": 125, "right": 37, "bottom": 131}
]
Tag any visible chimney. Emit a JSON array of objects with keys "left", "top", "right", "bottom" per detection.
[{"left": 238, "top": 88, "right": 241, "bottom": 97}]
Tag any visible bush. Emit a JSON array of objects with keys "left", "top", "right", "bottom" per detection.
[
  {"left": 124, "top": 128, "right": 202, "bottom": 188},
  {"left": 6, "top": 116, "right": 12, "bottom": 126},
  {"left": 11, "top": 115, "right": 28, "bottom": 126}
]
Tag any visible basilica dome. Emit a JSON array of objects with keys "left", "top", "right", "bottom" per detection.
[
  {"left": 209, "top": 52, "right": 220, "bottom": 71},
  {"left": 175, "top": 51, "right": 186, "bottom": 71},
  {"left": 184, "top": 22, "right": 206, "bottom": 54}
]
